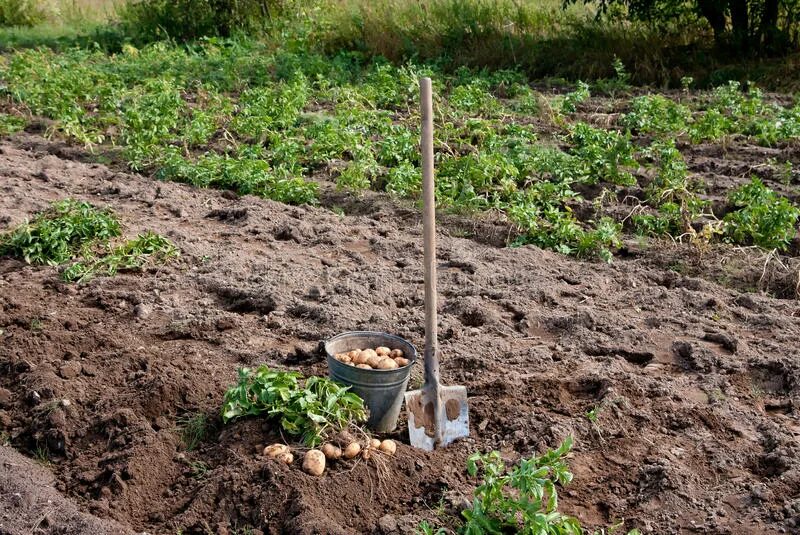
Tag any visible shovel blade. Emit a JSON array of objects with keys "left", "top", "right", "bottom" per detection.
[{"left": 405, "top": 385, "right": 469, "bottom": 451}]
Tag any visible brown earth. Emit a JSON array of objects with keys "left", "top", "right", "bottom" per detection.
[{"left": 0, "top": 133, "right": 799, "bottom": 535}]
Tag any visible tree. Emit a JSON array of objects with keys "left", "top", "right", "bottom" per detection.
[{"left": 567, "top": 0, "right": 799, "bottom": 54}]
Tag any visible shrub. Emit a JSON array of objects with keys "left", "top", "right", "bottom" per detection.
[
  {"left": 0, "top": 0, "right": 46, "bottom": 27},
  {"left": 119, "top": 0, "right": 282, "bottom": 42}
]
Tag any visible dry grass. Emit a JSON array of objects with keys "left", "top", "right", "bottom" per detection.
[{"left": 40, "top": 0, "right": 122, "bottom": 24}]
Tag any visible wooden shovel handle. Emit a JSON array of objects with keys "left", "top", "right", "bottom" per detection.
[{"left": 420, "top": 77, "right": 440, "bottom": 390}]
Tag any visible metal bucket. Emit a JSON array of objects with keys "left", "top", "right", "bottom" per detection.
[{"left": 325, "top": 331, "right": 418, "bottom": 433}]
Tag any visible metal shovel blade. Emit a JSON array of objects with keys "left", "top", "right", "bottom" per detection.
[{"left": 405, "top": 385, "right": 469, "bottom": 451}]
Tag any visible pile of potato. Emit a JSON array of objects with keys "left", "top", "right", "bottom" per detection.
[
  {"left": 333, "top": 346, "right": 410, "bottom": 370},
  {"left": 263, "top": 432, "right": 397, "bottom": 476}
]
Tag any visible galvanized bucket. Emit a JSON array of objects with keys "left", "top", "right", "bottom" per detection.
[{"left": 325, "top": 331, "right": 418, "bottom": 432}]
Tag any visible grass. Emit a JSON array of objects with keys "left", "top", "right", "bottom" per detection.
[
  {"left": 177, "top": 411, "right": 211, "bottom": 452},
  {"left": 33, "top": 443, "right": 50, "bottom": 466}
]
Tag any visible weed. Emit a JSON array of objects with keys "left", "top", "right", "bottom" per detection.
[
  {"left": 33, "top": 444, "right": 50, "bottom": 466},
  {"left": 0, "top": 0, "right": 46, "bottom": 27},
  {"left": 0, "top": 199, "right": 120, "bottom": 265},
  {"left": 62, "top": 231, "right": 178, "bottom": 283},
  {"left": 221, "top": 366, "right": 367, "bottom": 446},
  {"left": 29, "top": 318, "right": 43, "bottom": 331},
  {"left": 188, "top": 460, "right": 209, "bottom": 479},
  {"left": 0, "top": 431, "right": 9, "bottom": 446},
  {"left": 586, "top": 406, "right": 601, "bottom": 422},
  {"left": 177, "top": 412, "right": 211, "bottom": 452}
]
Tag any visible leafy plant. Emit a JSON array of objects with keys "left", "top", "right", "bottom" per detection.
[
  {"left": 0, "top": 112, "right": 25, "bottom": 135},
  {"left": 621, "top": 95, "right": 690, "bottom": 135},
  {"left": 62, "top": 231, "right": 179, "bottom": 283},
  {"left": 566, "top": 123, "right": 637, "bottom": 186},
  {"left": 723, "top": 178, "right": 800, "bottom": 250},
  {"left": 561, "top": 81, "right": 590, "bottom": 113},
  {"left": 461, "top": 437, "right": 581, "bottom": 534},
  {"left": 0, "top": 199, "right": 120, "bottom": 265},
  {"left": 416, "top": 521, "right": 447, "bottom": 535},
  {"left": 221, "top": 366, "right": 367, "bottom": 446},
  {"left": 633, "top": 140, "right": 705, "bottom": 238}
]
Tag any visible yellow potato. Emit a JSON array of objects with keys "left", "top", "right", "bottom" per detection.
[
  {"left": 263, "top": 444, "right": 290, "bottom": 458},
  {"left": 379, "top": 439, "right": 397, "bottom": 455},
  {"left": 356, "top": 363, "right": 372, "bottom": 369},
  {"left": 276, "top": 451, "right": 294, "bottom": 464},
  {"left": 353, "top": 352, "right": 370, "bottom": 365},
  {"left": 342, "top": 442, "right": 361, "bottom": 459},
  {"left": 376, "top": 346, "right": 391, "bottom": 356},
  {"left": 321, "top": 443, "right": 342, "bottom": 460},
  {"left": 377, "top": 358, "right": 399, "bottom": 370},
  {"left": 393, "top": 357, "right": 409, "bottom": 367},
  {"left": 369, "top": 438, "right": 381, "bottom": 450},
  {"left": 303, "top": 449, "right": 326, "bottom": 476},
  {"left": 389, "top": 349, "right": 404, "bottom": 359},
  {"left": 366, "top": 355, "right": 383, "bottom": 368},
  {"left": 346, "top": 361, "right": 356, "bottom": 366},
  {"left": 348, "top": 350, "right": 361, "bottom": 359},
  {"left": 361, "top": 348, "right": 378, "bottom": 360}
]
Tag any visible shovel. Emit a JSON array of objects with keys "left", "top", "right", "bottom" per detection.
[{"left": 404, "top": 78, "right": 469, "bottom": 451}]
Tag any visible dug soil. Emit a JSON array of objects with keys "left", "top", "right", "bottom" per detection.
[{"left": 1, "top": 134, "right": 799, "bottom": 535}]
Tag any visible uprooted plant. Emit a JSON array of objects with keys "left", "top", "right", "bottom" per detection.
[
  {"left": 221, "top": 366, "right": 367, "bottom": 446},
  {"left": 0, "top": 199, "right": 178, "bottom": 282},
  {"left": 0, "top": 199, "right": 120, "bottom": 265}
]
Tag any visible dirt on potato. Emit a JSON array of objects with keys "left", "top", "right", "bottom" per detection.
[{"left": 0, "top": 133, "right": 799, "bottom": 535}]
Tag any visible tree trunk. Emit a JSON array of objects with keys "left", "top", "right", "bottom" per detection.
[
  {"left": 760, "top": 0, "right": 780, "bottom": 50},
  {"left": 697, "top": 0, "right": 727, "bottom": 45},
  {"left": 729, "top": 0, "right": 750, "bottom": 53}
]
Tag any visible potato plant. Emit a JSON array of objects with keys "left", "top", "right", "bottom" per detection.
[{"left": 1, "top": 39, "right": 798, "bottom": 262}]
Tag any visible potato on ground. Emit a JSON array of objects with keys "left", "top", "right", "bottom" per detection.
[
  {"left": 321, "top": 443, "right": 342, "bottom": 460},
  {"left": 379, "top": 439, "right": 396, "bottom": 455},
  {"left": 303, "top": 449, "right": 326, "bottom": 476},
  {"left": 263, "top": 444, "right": 290, "bottom": 458},
  {"left": 342, "top": 442, "right": 361, "bottom": 459},
  {"left": 276, "top": 451, "right": 294, "bottom": 464}
]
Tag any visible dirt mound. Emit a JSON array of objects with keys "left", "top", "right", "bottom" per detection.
[
  {"left": 0, "top": 445, "right": 134, "bottom": 535},
  {"left": 0, "top": 135, "right": 799, "bottom": 534}
]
